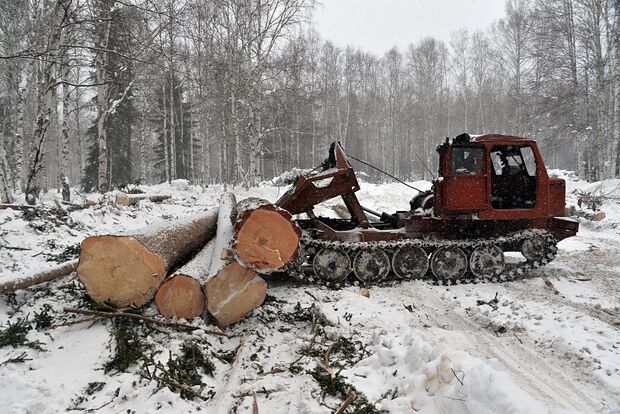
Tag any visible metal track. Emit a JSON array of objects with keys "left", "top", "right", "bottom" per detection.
[{"left": 287, "top": 227, "right": 558, "bottom": 287}]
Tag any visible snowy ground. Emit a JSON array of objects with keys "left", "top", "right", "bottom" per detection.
[{"left": 0, "top": 173, "right": 619, "bottom": 414}]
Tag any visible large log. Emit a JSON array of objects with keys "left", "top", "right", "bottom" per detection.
[
  {"left": 77, "top": 208, "right": 218, "bottom": 308},
  {"left": 0, "top": 259, "right": 78, "bottom": 294},
  {"left": 115, "top": 193, "right": 171, "bottom": 206},
  {"left": 155, "top": 192, "right": 237, "bottom": 320},
  {"left": 232, "top": 198, "right": 301, "bottom": 273}
]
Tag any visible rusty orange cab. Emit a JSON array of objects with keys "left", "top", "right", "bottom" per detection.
[{"left": 423, "top": 133, "right": 577, "bottom": 241}]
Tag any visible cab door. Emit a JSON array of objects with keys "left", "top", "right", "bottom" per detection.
[{"left": 442, "top": 146, "right": 487, "bottom": 213}]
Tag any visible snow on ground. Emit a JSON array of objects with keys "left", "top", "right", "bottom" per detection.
[{"left": 0, "top": 173, "right": 619, "bottom": 413}]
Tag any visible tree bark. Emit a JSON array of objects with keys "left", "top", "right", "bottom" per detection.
[
  {"left": 96, "top": 2, "right": 112, "bottom": 192},
  {"left": 77, "top": 208, "right": 218, "bottom": 307},
  {"left": 0, "top": 260, "right": 78, "bottom": 294},
  {"left": 0, "top": 145, "right": 14, "bottom": 203}
]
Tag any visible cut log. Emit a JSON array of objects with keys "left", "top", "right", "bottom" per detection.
[
  {"left": 204, "top": 193, "right": 267, "bottom": 326},
  {"left": 115, "top": 193, "right": 171, "bottom": 206},
  {"left": 77, "top": 208, "right": 218, "bottom": 308},
  {"left": 155, "top": 240, "right": 215, "bottom": 319},
  {"left": 204, "top": 261, "right": 267, "bottom": 327},
  {"left": 0, "top": 259, "right": 78, "bottom": 294},
  {"left": 155, "top": 192, "right": 239, "bottom": 320},
  {"left": 565, "top": 206, "right": 606, "bottom": 221},
  {"left": 232, "top": 198, "right": 301, "bottom": 273}
]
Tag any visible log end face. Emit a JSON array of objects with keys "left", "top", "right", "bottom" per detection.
[
  {"left": 115, "top": 194, "right": 131, "bottom": 206},
  {"left": 204, "top": 262, "right": 267, "bottom": 327},
  {"left": 77, "top": 236, "right": 167, "bottom": 308},
  {"left": 235, "top": 208, "right": 301, "bottom": 273},
  {"left": 155, "top": 275, "right": 205, "bottom": 319}
]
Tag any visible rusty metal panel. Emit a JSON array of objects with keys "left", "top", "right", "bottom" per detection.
[
  {"left": 548, "top": 178, "right": 566, "bottom": 217},
  {"left": 442, "top": 176, "right": 487, "bottom": 212}
]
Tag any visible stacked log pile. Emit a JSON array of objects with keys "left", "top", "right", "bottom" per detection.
[{"left": 76, "top": 193, "right": 301, "bottom": 326}]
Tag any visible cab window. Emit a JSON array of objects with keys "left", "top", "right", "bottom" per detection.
[{"left": 452, "top": 147, "right": 485, "bottom": 175}]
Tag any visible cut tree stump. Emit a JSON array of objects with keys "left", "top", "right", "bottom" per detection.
[
  {"left": 77, "top": 208, "right": 218, "bottom": 308},
  {"left": 0, "top": 259, "right": 78, "bottom": 294},
  {"left": 232, "top": 198, "right": 301, "bottom": 273},
  {"left": 204, "top": 261, "right": 267, "bottom": 327},
  {"left": 115, "top": 194, "right": 171, "bottom": 206}
]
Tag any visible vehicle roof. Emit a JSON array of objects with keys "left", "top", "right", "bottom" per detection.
[{"left": 470, "top": 134, "right": 536, "bottom": 144}]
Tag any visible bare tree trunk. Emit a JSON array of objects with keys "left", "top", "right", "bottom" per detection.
[
  {"left": 139, "top": 98, "right": 147, "bottom": 184},
  {"left": 169, "top": 67, "right": 177, "bottom": 180},
  {"left": 614, "top": 0, "right": 620, "bottom": 176},
  {"left": 188, "top": 102, "right": 194, "bottom": 182},
  {"left": 96, "top": 6, "right": 112, "bottom": 193},
  {"left": 232, "top": 90, "right": 243, "bottom": 184},
  {"left": 163, "top": 80, "right": 170, "bottom": 182},
  {"left": 13, "top": 67, "right": 28, "bottom": 194},
  {"left": 0, "top": 135, "right": 13, "bottom": 203},
  {"left": 59, "top": 69, "right": 70, "bottom": 193},
  {"left": 75, "top": 66, "right": 84, "bottom": 179}
]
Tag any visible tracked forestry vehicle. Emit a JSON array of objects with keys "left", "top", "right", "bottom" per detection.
[{"left": 276, "top": 133, "right": 579, "bottom": 285}]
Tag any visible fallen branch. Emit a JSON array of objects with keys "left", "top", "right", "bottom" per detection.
[
  {"left": 252, "top": 391, "right": 259, "bottom": 414},
  {"left": 476, "top": 292, "right": 499, "bottom": 311},
  {"left": 451, "top": 367, "right": 464, "bottom": 386},
  {"left": 512, "top": 331, "right": 523, "bottom": 345},
  {"left": 0, "top": 244, "right": 31, "bottom": 251},
  {"left": 0, "top": 259, "right": 78, "bottom": 294},
  {"left": 145, "top": 356, "right": 209, "bottom": 401},
  {"left": 323, "top": 336, "right": 342, "bottom": 378},
  {"left": 0, "top": 351, "right": 32, "bottom": 366},
  {"left": 335, "top": 392, "right": 357, "bottom": 414},
  {"left": 62, "top": 308, "right": 228, "bottom": 337},
  {"left": 544, "top": 279, "right": 559, "bottom": 295},
  {"left": 0, "top": 204, "right": 39, "bottom": 211}
]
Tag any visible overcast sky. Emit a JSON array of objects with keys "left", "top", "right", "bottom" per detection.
[{"left": 312, "top": 0, "right": 506, "bottom": 55}]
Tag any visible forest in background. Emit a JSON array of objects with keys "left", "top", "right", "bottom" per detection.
[{"left": 0, "top": 0, "right": 618, "bottom": 204}]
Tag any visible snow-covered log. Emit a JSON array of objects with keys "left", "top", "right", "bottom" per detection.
[
  {"left": 115, "top": 193, "right": 171, "bottom": 206},
  {"left": 77, "top": 208, "right": 218, "bottom": 308},
  {"left": 209, "top": 192, "right": 238, "bottom": 275},
  {"left": 154, "top": 239, "right": 214, "bottom": 319},
  {"left": 232, "top": 197, "right": 301, "bottom": 273},
  {"left": 0, "top": 259, "right": 78, "bottom": 294},
  {"left": 199, "top": 193, "right": 268, "bottom": 326}
]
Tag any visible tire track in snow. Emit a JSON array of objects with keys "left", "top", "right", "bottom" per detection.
[{"left": 391, "top": 282, "right": 605, "bottom": 413}]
